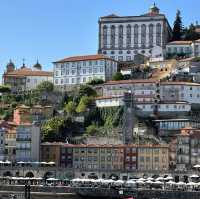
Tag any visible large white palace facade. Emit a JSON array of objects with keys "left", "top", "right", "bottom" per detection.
[{"left": 98, "top": 4, "right": 172, "bottom": 62}]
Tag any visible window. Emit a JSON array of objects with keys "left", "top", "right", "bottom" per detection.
[
  {"left": 100, "top": 67, "right": 104, "bottom": 72},
  {"left": 190, "top": 87, "right": 192, "bottom": 90},
  {"left": 118, "top": 25, "right": 123, "bottom": 49},
  {"left": 155, "top": 157, "right": 159, "bottom": 162},
  {"left": 72, "top": 78, "right": 75, "bottom": 83},
  {"left": 56, "top": 71, "right": 59, "bottom": 76},
  {"left": 72, "top": 70, "right": 75, "bottom": 75},
  {"left": 55, "top": 79, "right": 58, "bottom": 84},
  {"left": 103, "top": 25, "right": 107, "bottom": 47},
  {"left": 126, "top": 56, "right": 131, "bottom": 61},
  {"left": 149, "top": 24, "right": 154, "bottom": 47},
  {"left": 190, "top": 94, "right": 192, "bottom": 98},
  {"left": 94, "top": 68, "right": 97, "bottom": 73},
  {"left": 66, "top": 70, "right": 69, "bottom": 75},
  {"left": 156, "top": 23, "right": 161, "bottom": 46},
  {"left": 83, "top": 61, "right": 86, "bottom": 66},
  {"left": 111, "top": 25, "right": 116, "bottom": 48},
  {"left": 126, "top": 24, "right": 131, "bottom": 48},
  {"left": 82, "top": 77, "right": 86, "bottom": 83},
  {"left": 141, "top": 24, "right": 146, "bottom": 48},
  {"left": 118, "top": 56, "right": 123, "bottom": 61},
  {"left": 82, "top": 69, "right": 86, "bottom": 74},
  {"left": 134, "top": 24, "right": 139, "bottom": 47},
  {"left": 140, "top": 157, "right": 144, "bottom": 162},
  {"left": 89, "top": 61, "right": 92, "bottom": 66}
]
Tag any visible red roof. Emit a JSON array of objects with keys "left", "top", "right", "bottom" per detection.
[
  {"left": 104, "top": 79, "right": 157, "bottom": 85},
  {"left": 4, "top": 67, "right": 53, "bottom": 77},
  {"left": 167, "top": 41, "right": 192, "bottom": 45},
  {"left": 54, "top": 54, "right": 116, "bottom": 63}
]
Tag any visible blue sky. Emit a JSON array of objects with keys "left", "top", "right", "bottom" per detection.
[{"left": 0, "top": 0, "right": 199, "bottom": 78}]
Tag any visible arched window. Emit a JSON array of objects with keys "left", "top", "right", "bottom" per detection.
[
  {"left": 126, "top": 24, "right": 131, "bottom": 48},
  {"left": 110, "top": 25, "right": 116, "bottom": 48},
  {"left": 141, "top": 24, "right": 146, "bottom": 48},
  {"left": 118, "top": 25, "right": 123, "bottom": 49},
  {"left": 156, "top": 23, "right": 162, "bottom": 46},
  {"left": 149, "top": 24, "right": 154, "bottom": 47},
  {"left": 134, "top": 24, "right": 139, "bottom": 47},
  {"left": 103, "top": 25, "right": 108, "bottom": 48}
]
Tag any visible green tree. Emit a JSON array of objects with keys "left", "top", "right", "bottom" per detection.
[
  {"left": 172, "top": 10, "right": 183, "bottom": 41},
  {"left": 41, "top": 116, "right": 64, "bottom": 141},
  {"left": 64, "top": 101, "right": 76, "bottom": 115},
  {"left": 79, "top": 85, "right": 97, "bottom": 97},
  {"left": 112, "top": 72, "right": 124, "bottom": 81},
  {"left": 36, "top": 81, "right": 54, "bottom": 92},
  {"left": 87, "top": 78, "right": 104, "bottom": 85},
  {"left": 184, "top": 24, "right": 200, "bottom": 40},
  {"left": 76, "top": 96, "right": 93, "bottom": 113},
  {"left": 86, "top": 124, "right": 100, "bottom": 136},
  {"left": 0, "top": 85, "right": 11, "bottom": 93}
]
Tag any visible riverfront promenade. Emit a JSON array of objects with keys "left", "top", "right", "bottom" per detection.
[{"left": 1, "top": 185, "right": 200, "bottom": 199}]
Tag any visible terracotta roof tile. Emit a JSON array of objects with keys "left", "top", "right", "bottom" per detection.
[
  {"left": 54, "top": 54, "right": 116, "bottom": 63},
  {"left": 4, "top": 67, "right": 53, "bottom": 77},
  {"left": 167, "top": 41, "right": 192, "bottom": 45},
  {"left": 104, "top": 79, "right": 157, "bottom": 85}
]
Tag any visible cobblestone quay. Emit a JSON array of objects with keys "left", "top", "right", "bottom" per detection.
[{"left": 75, "top": 187, "right": 200, "bottom": 199}]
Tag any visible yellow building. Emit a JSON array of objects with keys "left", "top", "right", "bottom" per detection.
[{"left": 137, "top": 145, "right": 169, "bottom": 171}]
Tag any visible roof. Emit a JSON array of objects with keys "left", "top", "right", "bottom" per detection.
[
  {"left": 54, "top": 54, "right": 116, "bottom": 63},
  {"left": 161, "top": 81, "right": 200, "bottom": 86},
  {"left": 104, "top": 79, "right": 157, "bottom": 85},
  {"left": 167, "top": 41, "right": 192, "bottom": 45},
  {"left": 4, "top": 67, "right": 53, "bottom": 77},
  {"left": 96, "top": 95, "right": 123, "bottom": 100}
]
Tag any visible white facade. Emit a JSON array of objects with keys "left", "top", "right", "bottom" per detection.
[
  {"left": 53, "top": 55, "right": 118, "bottom": 89},
  {"left": 16, "top": 124, "right": 40, "bottom": 162},
  {"left": 160, "top": 82, "right": 200, "bottom": 105},
  {"left": 166, "top": 39, "right": 200, "bottom": 58},
  {"left": 98, "top": 5, "right": 172, "bottom": 62},
  {"left": 103, "top": 80, "right": 200, "bottom": 106},
  {"left": 26, "top": 75, "right": 53, "bottom": 90},
  {"left": 0, "top": 128, "right": 5, "bottom": 161},
  {"left": 96, "top": 96, "right": 191, "bottom": 116}
]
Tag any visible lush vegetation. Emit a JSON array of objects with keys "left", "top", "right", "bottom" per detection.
[{"left": 172, "top": 10, "right": 200, "bottom": 41}]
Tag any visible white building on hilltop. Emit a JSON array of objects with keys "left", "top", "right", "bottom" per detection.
[
  {"left": 53, "top": 54, "right": 118, "bottom": 91},
  {"left": 98, "top": 4, "right": 172, "bottom": 62}
]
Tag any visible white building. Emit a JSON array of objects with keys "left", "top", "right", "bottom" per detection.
[
  {"left": 166, "top": 39, "right": 200, "bottom": 58},
  {"left": 96, "top": 95, "right": 191, "bottom": 117},
  {"left": 53, "top": 54, "right": 118, "bottom": 91},
  {"left": 160, "top": 82, "right": 200, "bottom": 107},
  {"left": 102, "top": 79, "right": 200, "bottom": 107},
  {"left": 3, "top": 61, "right": 53, "bottom": 92},
  {"left": 0, "top": 128, "right": 5, "bottom": 161},
  {"left": 16, "top": 124, "right": 40, "bottom": 162},
  {"left": 98, "top": 4, "right": 172, "bottom": 62}
]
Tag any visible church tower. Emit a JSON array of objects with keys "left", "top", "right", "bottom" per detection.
[
  {"left": 6, "top": 59, "right": 15, "bottom": 72},
  {"left": 149, "top": 3, "right": 160, "bottom": 15}
]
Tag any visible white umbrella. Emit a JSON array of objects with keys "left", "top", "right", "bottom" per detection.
[
  {"left": 156, "top": 177, "right": 164, "bottom": 181},
  {"left": 187, "top": 182, "right": 197, "bottom": 186},
  {"left": 147, "top": 177, "right": 154, "bottom": 181},
  {"left": 193, "top": 165, "right": 200, "bottom": 168},
  {"left": 164, "top": 176, "right": 173, "bottom": 180},
  {"left": 47, "top": 178, "right": 59, "bottom": 181},
  {"left": 154, "top": 181, "right": 164, "bottom": 184},
  {"left": 17, "top": 161, "right": 25, "bottom": 164},
  {"left": 138, "top": 178, "right": 146, "bottom": 181},
  {"left": 114, "top": 180, "right": 124, "bottom": 185},
  {"left": 146, "top": 180, "right": 154, "bottom": 184},
  {"left": 166, "top": 180, "right": 176, "bottom": 185},
  {"left": 176, "top": 181, "right": 185, "bottom": 185},
  {"left": 190, "top": 174, "right": 199, "bottom": 178},
  {"left": 103, "top": 179, "right": 114, "bottom": 183},
  {"left": 136, "top": 180, "right": 145, "bottom": 184},
  {"left": 71, "top": 178, "right": 82, "bottom": 182},
  {"left": 4, "top": 160, "right": 11, "bottom": 164},
  {"left": 48, "top": 161, "right": 55, "bottom": 165}
]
